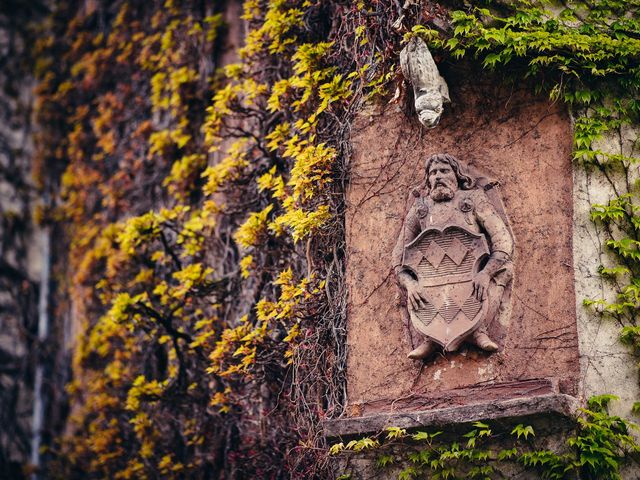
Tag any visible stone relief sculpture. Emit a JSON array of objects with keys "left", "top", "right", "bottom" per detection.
[
  {"left": 392, "top": 154, "right": 514, "bottom": 360},
  {"left": 400, "top": 36, "right": 450, "bottom": 128}
]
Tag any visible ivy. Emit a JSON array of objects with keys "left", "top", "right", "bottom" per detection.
[
  {"left": 336, "top": 399, "right": 640, "bottom": 479},
  {"left": 33, "top": 0, "right": 399, "bottom": 477}
]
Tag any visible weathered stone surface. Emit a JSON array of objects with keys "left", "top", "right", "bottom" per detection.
[
  {"left": 345, "top": 65, "right": 579, "bottom": 416},
  {"left": 400, "top": 37, "right": 450, "bottom": 128},
  {"left": 325, "top": 392, "right": 578, "bottom": 438},
  {"left": 573, "top": 121, "right": 640, "bottom": 421},
  {"left": 328, "top": 393, "right": 579, "bottom": 480}
]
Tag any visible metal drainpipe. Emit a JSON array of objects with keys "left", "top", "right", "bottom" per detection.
[{"left": 31, "top": 223, "right": 50, "bottom": 479}]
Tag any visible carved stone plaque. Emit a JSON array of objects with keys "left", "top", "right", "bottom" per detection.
[{"left": 344, "top": 69, "right": 580, "bottom": 417}]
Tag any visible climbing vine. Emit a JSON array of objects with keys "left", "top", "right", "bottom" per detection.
[
  {"left": 33, "top": 0, "right": 407, "bottom": 478},
  {"left": 334, "top": 396, "right": 640, "bottom": 479}
]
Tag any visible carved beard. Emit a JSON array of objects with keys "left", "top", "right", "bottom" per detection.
[{"left": 431, "top": 184, "right": 455, "bottom": 202}]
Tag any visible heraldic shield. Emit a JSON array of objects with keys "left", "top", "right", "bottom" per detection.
[{"left": 402, "top": 225, "right": 490, "bottom": 352}]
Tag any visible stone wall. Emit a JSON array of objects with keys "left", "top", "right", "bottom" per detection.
[
  {"left": 0, "top": 3, "right": 44, "bottom": 475},
  {"left": 573, "top": 121, "right": 640, "bottom": 420}
]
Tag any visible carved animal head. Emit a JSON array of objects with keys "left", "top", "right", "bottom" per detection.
[
  {"left": 415, "top": 88, "right": 445, "bottom": 128},
  {"left": 400, "top": 37, "right": 450, "bottom": 128}
]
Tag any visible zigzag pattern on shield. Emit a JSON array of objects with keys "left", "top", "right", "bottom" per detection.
[{"left": 402, "top": 225, "right": 490, "bottom": 351}]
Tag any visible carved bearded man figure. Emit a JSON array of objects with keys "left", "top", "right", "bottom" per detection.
[{"left": 392, "top": 154, "right": 514, "bottom": 360}]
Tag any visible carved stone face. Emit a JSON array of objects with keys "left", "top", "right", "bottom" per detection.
[
  {"left": 427, "top": 160, "right": 457, "bottom": 201},
  {"left": 415, "top": 89, "right": 444, "bottom": 128}
]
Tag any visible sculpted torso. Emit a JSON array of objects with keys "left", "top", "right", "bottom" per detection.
[{"left": 392, "top": 154, "right": 514, "bottom": 361}]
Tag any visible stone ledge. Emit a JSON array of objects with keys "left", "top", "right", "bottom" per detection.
[{"left": 324, "top": 394, "right": 580, "bottom": 439}]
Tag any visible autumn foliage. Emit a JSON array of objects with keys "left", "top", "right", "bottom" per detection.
[{"left": 31, "top": 0, "right": 404, "bottom": 477}]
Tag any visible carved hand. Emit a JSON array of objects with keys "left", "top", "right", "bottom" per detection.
[
  {"left": 405, "top": 280, "right": 427, "bottom": 311},
  {"left": 472, "top": 271, "right": 491, "bottom": 301}
]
